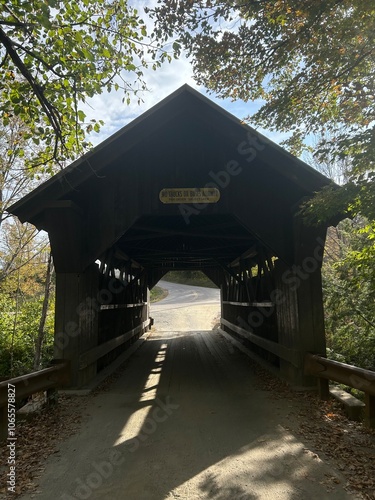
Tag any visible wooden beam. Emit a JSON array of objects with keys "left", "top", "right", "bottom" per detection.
[
  {"left": 221, "top": 318, "right": 300, "bottom": 367},
  {"left": 229, "top": 245, "right": 258, "bottom": 268},
  {"left": 79, "top": 319, "right": 150, "bottom": 368}
]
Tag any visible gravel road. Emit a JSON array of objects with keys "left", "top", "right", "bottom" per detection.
[
  {"left": 17, "top": 282, "right": 356, "bottom": 500},
  {"left": 150, "top": 281, "right": 220, "bottom": 332}
]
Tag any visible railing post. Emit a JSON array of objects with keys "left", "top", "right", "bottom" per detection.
[
  {"left": 46, "top": 388, "right": 58, "bottom": 406},
  {"left": 318, "top": 378, "right": 330, "bottom": 400},
  {"left": 364, "top": 393, "right": 375, "bottom": 429}
]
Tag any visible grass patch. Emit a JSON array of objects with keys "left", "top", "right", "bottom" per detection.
[
  {"left": 150, "top": 285, "right": 169, "bottom": 303},
  {"left": 163, "top": 271, "right": 218, "bottom": 288}
]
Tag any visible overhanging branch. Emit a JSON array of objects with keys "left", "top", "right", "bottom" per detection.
[{"left": 0, "top": 26, "right": 63, "bottom": 158}]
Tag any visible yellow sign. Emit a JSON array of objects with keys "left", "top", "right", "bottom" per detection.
[{"left": 159, "top": 188, "right": 220, "bottom": 204}]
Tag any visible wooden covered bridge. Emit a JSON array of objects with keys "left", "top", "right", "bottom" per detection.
[{"left": 9, "top": 85, "right": 336, "bottom": 390}]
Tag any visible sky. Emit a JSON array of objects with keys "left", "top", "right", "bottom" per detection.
[
  {"left": 83, "top": 52, "right": 290, "bottom": 150},
  {"left": 83, "top": 54, "right": 267, "bottom": 147},
  {"left": 82, "top": 1, "right": 288, "bottom": 149}
]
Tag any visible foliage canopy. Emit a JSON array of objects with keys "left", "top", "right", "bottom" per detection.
[
  {"left": 150, "top": 0, "right": 375, "bottom": 221},
  {"left": 0, "top": 0, "right": 165, "bottom": 169},
  {"left": 323, "top": 221, "right": 375, "bottom": 371}
]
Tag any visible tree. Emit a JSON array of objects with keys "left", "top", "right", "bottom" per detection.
[
  {"left": 303, "top": 150, "right": 375, "bottom": 371},
  {"left": 0, "top": 121, "right": 54, "bottom": 375},
  {"left": 0, "top": 219, "right": 48, "bottom": 283},
  {"left": 1, "top": 0, "right": 167, "bottom": 169},
  {"left": 33, "top": 251, "right": 53, "bottom": 370},
  {"left": 149, "top": 0, "right": 375, "bottom": 222},
  {"left": 302, "top": 133, "right": 352, "bottom": 186},
  {"left": 323, "top": 220, "right": 375, "bottom": 371},
  {"left": 0, "top": 119, "right": 42, "bottom": 228},
  {"left": 0, "top": 220, "right": 53, "bottom": 377},
  {"left": 0, "top": 120, "right": 50, "bottom": 283}
]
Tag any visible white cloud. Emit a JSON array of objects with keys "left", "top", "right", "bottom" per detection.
[
  {"left": 83, "top": 59, "right": 283, "bottom": 148},
  {"left": 82, "top": 1, "right": 288, "bottom": 148},
  {"left": 82, "top": 53, "right": 199, "bottom": 145}
]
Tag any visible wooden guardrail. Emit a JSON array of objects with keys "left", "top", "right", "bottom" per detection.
[
  {"left": 304, "top": 353, "right": 375, "bottom": 428},
  {"left": 220, "top": 318, "right": 300, "bottom": 367},
  {"left": 0, "top": 360, "right": 70, "bottom": 441},
  {"left": 221, "top": 319, "right": 375, "bottom": 428},
  {"left": 79, "top": 318, "right": 151, "bottom": 369}
]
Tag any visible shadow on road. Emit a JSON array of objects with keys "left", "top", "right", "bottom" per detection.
[{"left": 25, "top": 330, "right": 352, "bottom": 500}]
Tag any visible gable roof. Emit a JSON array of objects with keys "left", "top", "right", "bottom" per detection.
[{"left": 8, "top": 84, "right": 333, "bottom": 226}]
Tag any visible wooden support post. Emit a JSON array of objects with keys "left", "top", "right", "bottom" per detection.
[
  {"left": 364, "top": 393, "right": 375, "bottom": 428},
  {"left": 274, "top": 256, "right": 327, "bottom": 388},
  {"left": 220, "top": 284, "right": 224, "bottom": 327},
  {"left": 46, "top": 388, "right": 58, "bottom": 406},
  {"left": 272, "top": 218, "right": 328, "bottom": 388},
  {"left": 318, "top": 378, "right": 330, "bottom": 400},
  {"left": 54, "top": 264, "right": 100, "bottom": 388}
]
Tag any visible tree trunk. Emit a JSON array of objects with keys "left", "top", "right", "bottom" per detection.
[
  {"left": 10, "top": 268, "right": 21, "bottom": 377},
  {"left": 33, "top": 252, "right": 53, "bottom": 370},
  {"left": 0, "top": 185, "right": 3, "bottom": 228}
]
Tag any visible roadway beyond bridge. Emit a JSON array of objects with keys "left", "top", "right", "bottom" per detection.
[{"left": 18, "top": 283, "right": 355, "bottom": 500}]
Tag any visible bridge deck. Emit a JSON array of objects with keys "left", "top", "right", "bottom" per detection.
[{"left": 19, "top": 329, "right": 352, "bottom": 499}]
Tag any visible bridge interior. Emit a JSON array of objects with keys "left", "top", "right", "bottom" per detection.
[{"left": 8, "top": 85, "right": 338, "bottom": 390}]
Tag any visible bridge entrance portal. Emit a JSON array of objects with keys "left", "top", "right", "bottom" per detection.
[{"left": 9, "top": 86, "right": 339, "bottom": 389}]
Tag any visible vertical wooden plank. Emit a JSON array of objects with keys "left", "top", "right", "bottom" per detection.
[
  {"left": 274, "top": 252, "right": 327, "bottom": 388},
  {"left": 364, "top": 393, "right": 375, "bottom": 428},
  {"left": 54, "top": 264, "right": 100, "bottom": 388},
  {"left": 220, "top": 284, "right": 224, "bottom": 328},
  {"left": 44, "top": 204, "right": 85, "bottom": 273},
  {"left": 296, "top": 270, "right": 326, "bottom": 356},
  {"left": 79, "top": 264, "right": 100, "bottom": 386},
  {"left": 318, "top": 378, "right": 330, "bottom": 400},
  {"left": 46, "top": 388, "right": 58, "bottom": 406},
  {"left": 282, "top": 217, "right": 328, "bottom": 387},
  {"left": 54, "top": 272, "right": 81, "bottom": 387},
  {"left": 274, "top": 259, "right": 301, "bottom": 384}
]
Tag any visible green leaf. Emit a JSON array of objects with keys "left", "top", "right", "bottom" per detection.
[
  {"left": 77, "top": 110, "right": 86, "bottom": 122},
  {"left": 0, "top": 0, "right": 154, "bottom": 167}
]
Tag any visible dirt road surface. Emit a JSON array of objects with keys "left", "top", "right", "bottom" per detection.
[
  {"left": 17, "top": 282, "right": 356, "bottom": 500},
  {"left": 151, "top": 280, "right": 220, "bottom": 332}
]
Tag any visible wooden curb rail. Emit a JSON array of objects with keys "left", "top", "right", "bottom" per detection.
[
  {"left": 304, "top": 353, "right": 375, "bottom": 428},
  {"left": 0, "top": 360, "right": 70, "bottom": 441}
]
